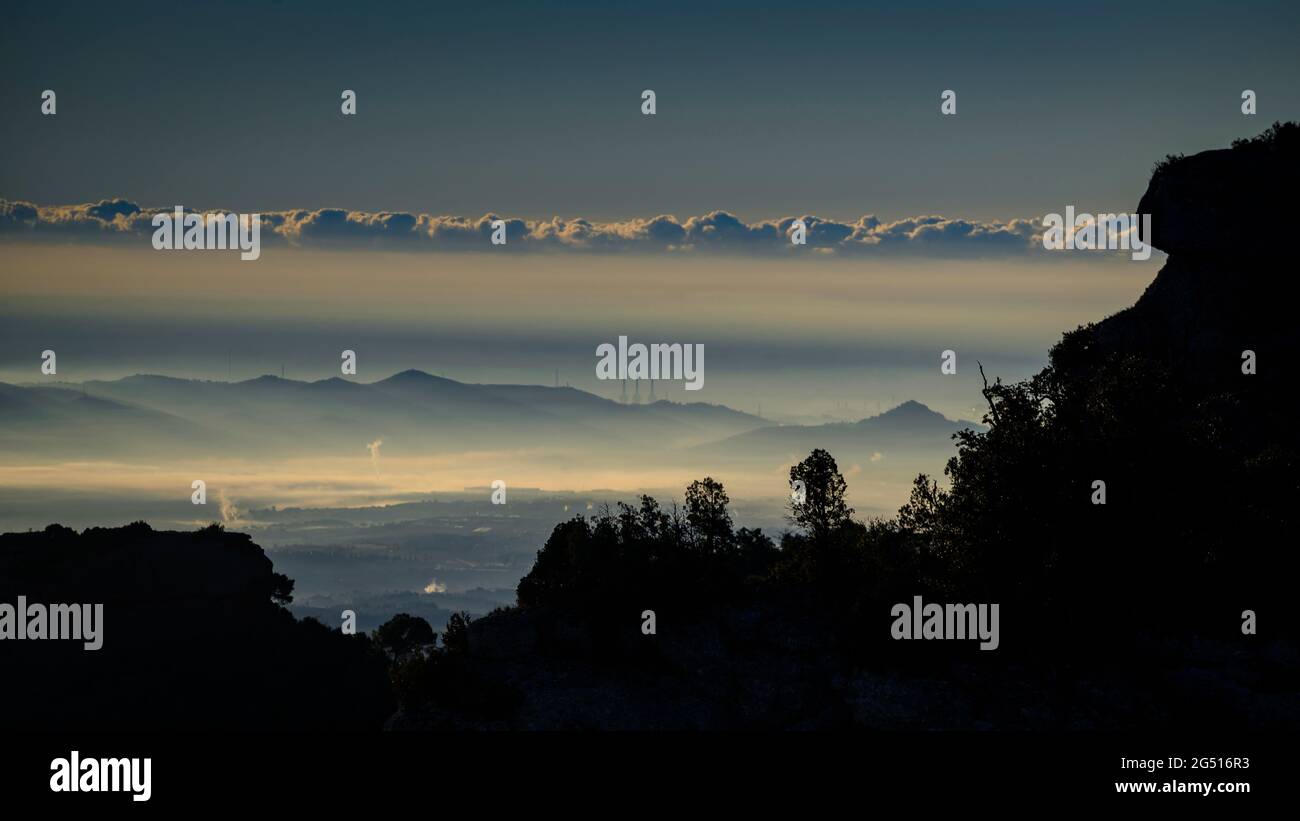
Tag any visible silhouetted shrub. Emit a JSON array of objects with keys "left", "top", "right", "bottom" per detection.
[{"left": 373, "top": 613, "right": 437, "bottom": 662}]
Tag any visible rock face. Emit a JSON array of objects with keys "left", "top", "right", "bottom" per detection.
[
  {"left": 1138, "top": 125, "right": 1299, "bottom": 258},
  {"left": 1096, "top": 123, "right": 1300, "bottom": 407},
  {"left": 0, "top": 522, "right": 394, "bottom": 732}
]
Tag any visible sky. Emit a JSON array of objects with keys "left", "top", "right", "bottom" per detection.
[
  {"left": 0, "top": 1, "right": 1293, "bottom": 418},
  {"left": 2, "top": 0, "right": 1298, "bottom": 221},
  {"left": 0, "top": 243, "right": 1156, "bottom": 421},
  {"left": 0, "top": 0, "right": 1294, "bottom": 526}
]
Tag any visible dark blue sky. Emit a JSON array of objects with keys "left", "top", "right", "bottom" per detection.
[{"left": 2, "top": 0, "right": 1297, "bottom": 221}]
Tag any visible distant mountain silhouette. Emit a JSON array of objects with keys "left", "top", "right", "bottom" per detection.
[
  {"left": 0, "top": 370, "right": 771, "bottom": 457},
  {"left": 704, "top": 400, "right": 981, "bottom": 459},
  {"left": 477, "top": 384, "right": 766, "bottom": 441},
  {"left": 0, "top": 381, "right": 207, "bottom": 457}
]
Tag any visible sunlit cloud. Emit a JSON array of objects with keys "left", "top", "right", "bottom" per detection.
[{"left": 1, "top": 198, "right": 1053, "bottom": 258}]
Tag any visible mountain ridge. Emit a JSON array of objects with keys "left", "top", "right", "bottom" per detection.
[{"left": 0, "top": 370, "right": 968, "bottom": 466}]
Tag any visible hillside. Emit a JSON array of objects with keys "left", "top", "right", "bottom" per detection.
[{"left": 0, "top": 522, "right": 394, "bottom": 732}]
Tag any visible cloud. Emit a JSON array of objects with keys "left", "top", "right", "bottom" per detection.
[{"left": 0, "top": 197, "right": 1064, "bottom": 258}]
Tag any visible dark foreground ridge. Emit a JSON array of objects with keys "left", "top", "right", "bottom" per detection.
[
  {"left": 0, "top": 522, "right": 394, "bottom": 732},
  {"left": 2, "top": 126, "right": 1297, "bottom": 732}
]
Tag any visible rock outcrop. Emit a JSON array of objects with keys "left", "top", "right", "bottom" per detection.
[{"left": 1090, "top": 122, "right": 1300, "bottom": 408}]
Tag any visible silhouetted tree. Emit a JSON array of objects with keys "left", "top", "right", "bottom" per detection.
[
  {"left": 442, "top": 611, "right": 472, "bottom": 655},
  {"left": 685, "top": 477, "right": 733, "bottom": 552},
  {"left": 271, "top": 572, "right": 294, "bottom": 606},
  {"left": 373, "top": 613, "right": 436, "bottom": 662},
  {"left": 788, "top": 449, "right": 853, "bottom": 539}
]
